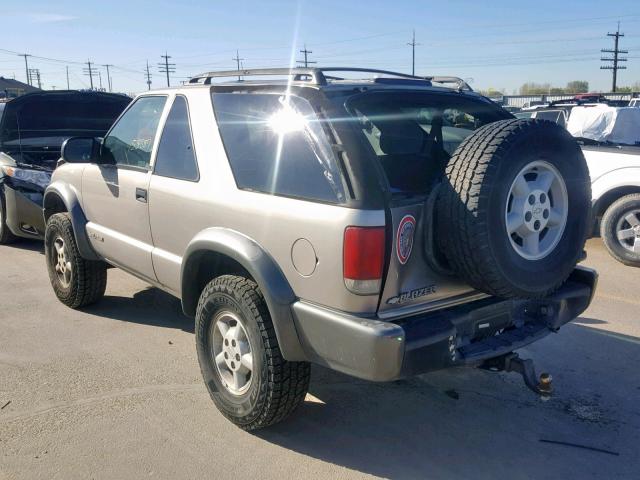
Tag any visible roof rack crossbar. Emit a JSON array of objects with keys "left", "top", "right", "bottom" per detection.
[{"left": 188, "top": 67, "right": 472, "bottom": 91}]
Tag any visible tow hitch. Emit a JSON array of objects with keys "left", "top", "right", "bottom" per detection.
[{"left": 481, "top": 353, "right": 553, "bottom": 398}]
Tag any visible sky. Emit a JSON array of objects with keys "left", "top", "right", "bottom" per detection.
[{"left": 1, "top": 0, "right": 639, "bottom": 95}]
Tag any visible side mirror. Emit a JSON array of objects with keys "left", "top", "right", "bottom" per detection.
[{"left": 60, "top": 137, "right": 101, "bottom": 164}]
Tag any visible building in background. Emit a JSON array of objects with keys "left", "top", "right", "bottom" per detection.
[{"left": 0, "top": 77, "right": 40, "bottom": 100}]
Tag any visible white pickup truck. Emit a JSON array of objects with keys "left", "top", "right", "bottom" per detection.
[{"left": 568, "top": 105, "right": 640, "bottom": 266}]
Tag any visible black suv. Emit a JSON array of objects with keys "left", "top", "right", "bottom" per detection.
[{"left": 0, "top": 90, "right": 130, "bottom": 243}]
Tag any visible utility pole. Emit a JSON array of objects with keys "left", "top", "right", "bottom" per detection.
[
  {"left": 28, "top": 69, "right": 41, "bottom": 89},
  {"left": 145, "top": 61, "right": 152, "bottom": 90},
  {"left": 601, "top": 22, "right": 628, "bottom": 93},
  {"left": 407, "top": 30, "right": 420, "bottom": 76},
  {"left": 297, "top": 44, "right": 316, "bottom": 68},
  {"left": 66, "top": 66, "right": 70, "bottom": 90},
  {"left": 158, "top": 52, "right": 175, "bottom": 87},
  {"left": 233, "top": 50, "right": 244, "bottom": 81},
  {"left": 98, "top": 71, "right": 103, "bottom": 90},
  {"left": 102, "top": 64, "right": 113, "bottom": 92},
  {"left": 19, "top": 54, "right": 31, "bottom": 85},
  {"left": 83, "top": 60, "right": 98, "bottom": 90}
]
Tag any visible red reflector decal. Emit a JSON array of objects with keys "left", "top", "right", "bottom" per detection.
[{"left": 396, "top": 215, "right": 416, "bottom": 265}]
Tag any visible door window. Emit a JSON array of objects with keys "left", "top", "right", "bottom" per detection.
[
  {"left": 154, "top": 96, "right": 199, "bottom": 181},
  {"left": 102, "top": 96, "right": 167, "bottom": 169}
]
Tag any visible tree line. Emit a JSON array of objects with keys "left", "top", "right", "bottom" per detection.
[{"left": 480, "top": 80, "right": 640, "bottom": 97}]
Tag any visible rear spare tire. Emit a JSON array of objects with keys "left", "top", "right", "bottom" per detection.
[{"left": 437, "top": 119, "right": 591, "bottom": 298}]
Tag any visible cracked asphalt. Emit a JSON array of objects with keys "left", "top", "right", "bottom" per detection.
[{"left": 1, "top": 238, "right": 639, "bottom": 479}]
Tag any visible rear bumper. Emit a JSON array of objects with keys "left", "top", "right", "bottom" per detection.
[{"left": 291, "top": 267, "right": 598, "bottom": 381}]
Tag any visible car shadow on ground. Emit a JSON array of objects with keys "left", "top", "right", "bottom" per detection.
[
  {"left": 4, "top": 238, "right": 43, "bottom": 254},
  {"left": 255, "top": 321, "right": 638, "bottom": 479},
  {"left": 82, "top": 287, "right": 194, "bottom": 333}
]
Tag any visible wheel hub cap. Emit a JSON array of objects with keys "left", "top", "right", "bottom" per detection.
[
  {"left": 53, "top": 236, "right": 72, "bottom": 287},
  {"left": 505, "top": 160, "right": 568, "bottom": 260},
  {"left": 615, "top": 209, "right": 640, "bottom": 253},
  {"left": 210, "top": 311, "right": 254, "bottom": 396}
]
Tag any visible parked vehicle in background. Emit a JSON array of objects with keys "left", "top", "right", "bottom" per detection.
[
  {"left": 568, "top": 105, "right": 640, "bottom": 266},
  {"left": 629, "top": 98, "right": 640, "bottom": 108},
  {"left": 501, "top": 105, "right": 521, "bottom": 114},
  {"left": 43, "top": 68, "right": 596, "bottom": 430},
  {"left": 521, "top": 100, "right": 549, "bottom": 111},
  {"left": 0, "top": 91, "right": 130, "bottom": 243},
  {"left": 515, "top": 108, "right": 569, "bottom": 127}
]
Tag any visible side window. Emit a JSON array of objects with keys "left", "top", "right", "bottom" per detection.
[
  {"left": 154, "top": 96, "right": 199, "bottom": 181},
  {"left": 212, "top": 93, "right": 345, "bottom": 203},
  {"left": 102, "top": 96, "right": 167, "bottom": 169}
]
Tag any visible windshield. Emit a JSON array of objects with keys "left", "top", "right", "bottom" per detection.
[{"left": 344, "top": 91, "right": 510, "bottom": 195}]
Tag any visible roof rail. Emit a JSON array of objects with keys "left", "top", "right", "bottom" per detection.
[{"left": 188, "top": 67, "right": 473, "bottom": 91}]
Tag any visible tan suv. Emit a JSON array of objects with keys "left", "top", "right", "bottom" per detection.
[{"left": 44, "top": 68, "right": 597, "bottom": 430}]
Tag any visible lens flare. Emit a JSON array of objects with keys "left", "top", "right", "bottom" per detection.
[{"left": 268, "top": 104, "right": 307, "bottom": 134}]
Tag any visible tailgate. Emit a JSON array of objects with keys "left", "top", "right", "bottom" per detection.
[{"left": 378, "top": 201, "right": 481, "bottom": 318}]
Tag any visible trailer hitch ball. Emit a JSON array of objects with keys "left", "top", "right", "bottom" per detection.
[{"left": 482, "top": 353, "right": 553, "bottom": 399}]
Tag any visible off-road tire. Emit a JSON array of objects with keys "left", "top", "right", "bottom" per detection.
[
  {"left": 195, "top": 275, "right": 310, "bottom": 431},
  {"left": 600, "top": 193, "right": 640, "bottom": 267},
  {"left": 437, "top": 119, "right": 591, "bottom": 298},
  {"left": 45, "top": 213, "right": 107, "bottom": 308},
  {"left": 0, "top": 189, "right": 17, "bottom": 244}
]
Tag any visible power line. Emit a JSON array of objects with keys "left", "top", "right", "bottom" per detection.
[
  {"left": 297, "top": 44, "right": 316, "bottom": 68},
  {"left": 158, "top": 52, "right": 175, "bottom": 87},
  {"left": 601, "top": 22, "right": 628, "bottom": 92},
  {"left": 407, "top": 29, "right": 420, "bottom": 76}
]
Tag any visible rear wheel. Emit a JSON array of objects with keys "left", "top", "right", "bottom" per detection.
[
  {"left": 437, "top": 119, "right": 591, "bottom": 298},
  {"left": 195, "top": 275, "right": 310, "bottom": 430},
  {"left": 600, "top": 193, "right": 640, "bottom": 267},
  {"left": 0, "top": 189, "right": 17, "bottom": 244},
  {"left": 45, "top": 213, "right": 107, "bottom": 308}
]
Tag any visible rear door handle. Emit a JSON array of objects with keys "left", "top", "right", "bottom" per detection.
[{"left": 135, "top": 188, "right": 148, "bottom": 203}]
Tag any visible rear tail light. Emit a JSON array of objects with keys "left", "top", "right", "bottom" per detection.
[{"left": 343, "top": 226, "right": 385, "bottom": 295}]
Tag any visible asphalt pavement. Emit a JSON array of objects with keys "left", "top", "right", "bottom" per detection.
[{"left": 1, "top": 238, "right": 638, "bottom": 480}]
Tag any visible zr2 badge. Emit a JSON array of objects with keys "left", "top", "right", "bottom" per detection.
[{"left": 396, "top": 215, "right": 416, "bottom": 265}]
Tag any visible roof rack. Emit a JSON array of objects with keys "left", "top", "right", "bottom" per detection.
[{"left": 188, "top": 67, "right": 473, "bottom": 91}]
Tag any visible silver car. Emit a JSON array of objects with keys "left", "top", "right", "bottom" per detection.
[{"left": 43, "top": 68, "right": 597, "bottom": 430}]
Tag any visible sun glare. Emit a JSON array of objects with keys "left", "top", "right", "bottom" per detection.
[{"left": 268, "top": 104, "right": 307, "bottom": 135}]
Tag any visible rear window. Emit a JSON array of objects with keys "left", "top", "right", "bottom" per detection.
[
  {"left": 345, "top": 92, "right": 510, "bottom": 195},
  {"left": 212, "top": 92, "right": 345, "bottom": 204}
]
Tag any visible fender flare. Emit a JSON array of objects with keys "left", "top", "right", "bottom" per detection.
[
  {"left": 592, "top": 169, "right": 640, "bottom": 204},
  {"left": 181, "top": 228, "right": 306, "bottom": 361},
  {"left": 43, "top": 182, "right": 100, "bottom": 261}
]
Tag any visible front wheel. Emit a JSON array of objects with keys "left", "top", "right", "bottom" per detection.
[
  {"left": 195, "top": 275, "right": 310, "bottom": 430},
  {"left": 45, "top": 213, "right": 107, "bottom": 308},
  {"left": 600, "top": 193, "right": 640, "bottom": 267}
]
